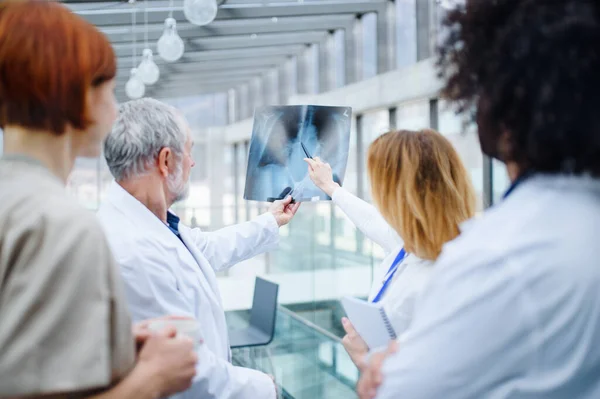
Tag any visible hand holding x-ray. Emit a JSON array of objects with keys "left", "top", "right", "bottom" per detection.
[{"left": 268, "top": 195, "right": 301, "bottom": 226}]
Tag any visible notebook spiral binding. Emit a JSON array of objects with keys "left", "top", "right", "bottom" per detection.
[{"left": 379, "top": 308, "right": 397, "bottom": 339}]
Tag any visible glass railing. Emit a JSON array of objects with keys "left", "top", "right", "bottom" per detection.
[
  {"left": 226, "top": 306, "right": 360, "bottom": 399},
  {"left": 172, "top": 202, "right": 383, "bottom": 337}
]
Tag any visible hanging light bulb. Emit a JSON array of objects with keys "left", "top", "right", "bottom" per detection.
[
  {"left": 137, "top": 48, "right": 160, "bottom": 85},
  {"left": 157, "top": 17, "right": 184, "bottom": 62},
  {"left": 125, "top": 68, "right": 145, "bottom": 99},
  {"left": 184, "top": 0, "right": 218, "bottom": 26},
  {"left": 125, "top": 2, "right": 145, "bottom": 100},
  {"left": 138, "top": 1, "right": 160, "bottom": 85}
]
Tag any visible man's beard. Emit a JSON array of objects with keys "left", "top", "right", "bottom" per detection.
[{"left": 167, "top": 161, "right": 190, "bottom": 204}]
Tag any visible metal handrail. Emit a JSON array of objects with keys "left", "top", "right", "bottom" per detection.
[{"left": 277, "top": 305, "right": 342, "bottom": 343}]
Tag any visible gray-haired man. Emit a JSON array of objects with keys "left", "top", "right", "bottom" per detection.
[{"left": 97, "top": 98, "right": 299, "bottom": 399}]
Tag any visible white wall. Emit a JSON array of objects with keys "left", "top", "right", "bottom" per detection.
[{"left": 222, "top": 58, "right": 443, "bottom": 144}]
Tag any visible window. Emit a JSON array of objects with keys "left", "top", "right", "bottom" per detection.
[
  {"left": 190, "top": 142, "right": 208, "bottom": 182},
  {"left": 333, "top": 29, "right": 346, "bottom": 88},
  {"left": 438, "top": 99, "right": 485, "bottom": 210},
  {"left": 492, "top": 159, "right": 510, "bottom": 204},
  {"left": 361, "top": 13, "right": 378, "bottom": 79},
  {"left": 396, "top": 0, "right": 417, "bottom": 68},
  {"left": 67, "top": 157, "right": 102, "bottom": 210},
  {"left": 395, "top": 99, "right": 430, "bottom": 130}
]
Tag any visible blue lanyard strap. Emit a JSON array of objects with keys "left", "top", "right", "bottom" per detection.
[{"left": 372, "top": 248, "right": 407, "bottom": 303}]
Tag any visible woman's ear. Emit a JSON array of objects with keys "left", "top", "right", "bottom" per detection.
[{"left": 157, "top": 147, "right": 173, "bottom": 178}]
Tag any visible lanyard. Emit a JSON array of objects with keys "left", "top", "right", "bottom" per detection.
[{"left": 372, "top": 248, "right": 408, "bottom": 303}]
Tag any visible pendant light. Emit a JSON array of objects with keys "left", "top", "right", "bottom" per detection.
[
  {"left": 137, "top": 0, "right": 160, "bottom": 85},
  {"left": 184, "top": 0, "right": 218, "bottom": 26},
  {"left": 126, "top": 68, "right": 145, "bottom": 99},
  {"left": 157, "top": 0, "right": 185, "bottom": 62},
  {"left": 125, "top": 3, "right": 145, "bottom": 99}
]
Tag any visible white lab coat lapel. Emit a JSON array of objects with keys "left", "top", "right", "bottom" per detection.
[
  {"left": 106, "top": 186, "right": 194, "bottom": 297},
  {"left": 179, "top": 227, "right": 231, "bottom": 360},
  {"left": 104, "top": 182, "right": 230, "bottom": 359},
  {"left": 105, "top": 183, "right": 218, "bottom": 305},
  {"left": 179, "top": 226, "right": 223, "bottom": 307}
]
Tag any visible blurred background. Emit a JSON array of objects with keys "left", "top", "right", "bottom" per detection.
[{"left": 0, "top": 0, "right": 511, "bottom": 397}]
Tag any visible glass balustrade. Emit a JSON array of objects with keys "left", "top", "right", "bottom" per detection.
[{"left": 227, "top": 306, "right": 360, "bottom": 399}]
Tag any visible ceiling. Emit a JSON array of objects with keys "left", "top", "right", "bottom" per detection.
[{"left": 63, "top": 0, "right": 389, "bottom": 102}]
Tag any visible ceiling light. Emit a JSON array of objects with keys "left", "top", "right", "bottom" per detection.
[
  {"left": 184, "top": 0, "right": 219, "bottom": 26},
  {"left": 157, "top": 17, "right": 185, "bottom": 62},
  {"left": 125, "top": 68, "right": 145, "bottom": 99},
  {"left": 137, "top": 48, "right": 160, "bottom": 85}
]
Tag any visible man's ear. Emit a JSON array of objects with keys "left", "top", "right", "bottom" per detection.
[{"left": 157, "top": 147, "right": 173, "bottom": 178}]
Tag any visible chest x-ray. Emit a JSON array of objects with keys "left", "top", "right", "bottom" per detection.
[{"left": 244, "top": 105, "right": 352, "bottom": 202}]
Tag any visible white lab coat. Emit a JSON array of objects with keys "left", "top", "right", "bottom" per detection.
[
  {"left": 97, "top": 181, "right": 278, "bottom": 399},
  {"left": 332, "top": 187, "right": 434, "bottom": 335},
  {"left": 376, "top": 175, "right": 600, "bottom": 398}
]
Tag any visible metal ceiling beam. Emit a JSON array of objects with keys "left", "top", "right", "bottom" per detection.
[
  {"left": 146, "top": 79, "right": 252, "bottom": 92},
  {"left": 101, "top": 15, "right": 355, "bottom": 43},
  {"left": 117, "top": 56, "right": 286, "bottom": 75},
  {"left": 145, "top": 85, "right": 232, "bottom": 100},
  {"left": 116, "top": 45, "right": 303, "bottom": 67},
  {"left": 116, "top": 67, "right": 267, "bottom": 84},
  {"left": 111, "top": 30, "right": 327, "bottom": 57},
  {"left": 71, "top": 1, "right": 388, "bottom": 26},
  {"left": 116, "top": 85, "right": 229, "bottom": 102},
  {"left": 115, "top": 77, "right": 250, "bottom": 94}
]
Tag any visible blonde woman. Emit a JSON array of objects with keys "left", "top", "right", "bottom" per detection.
[{"left": 305, "top": 129, "right": 476, "bottom": 367}]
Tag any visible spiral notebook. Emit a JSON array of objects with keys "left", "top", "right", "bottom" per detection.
[{"left": 341, "top": 296, "right": 397, "bottom": 350}]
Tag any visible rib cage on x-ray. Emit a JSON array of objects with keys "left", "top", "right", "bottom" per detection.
[{"left": 244, "top": 105, "right": 352, "bottom": 202}]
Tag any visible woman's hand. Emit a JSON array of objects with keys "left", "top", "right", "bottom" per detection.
[
  {"left": 341, "top": 317, "right": 369, "bottom": 369},
  {"left": 135, "top": 326, "right": 198, "bottom": 397},
  {"left": 133, "top": 315, "right": 195, "bottom": 352},
  {"left": 304, "top": 157, "right": 340, "bottom": 197},
  {"left": 356, "top": 341, "right": 398, "bottom": 399}
]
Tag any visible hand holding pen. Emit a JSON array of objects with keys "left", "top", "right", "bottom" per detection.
[{"left": 304, "top": 156, "right": 340, "bottom": 198}]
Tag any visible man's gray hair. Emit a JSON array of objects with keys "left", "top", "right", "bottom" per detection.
[{"left": 104, "top": 98, "right": 187, "bottom": 181}]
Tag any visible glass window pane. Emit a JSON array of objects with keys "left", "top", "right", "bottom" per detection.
[
  {"left": 288, "top": 56, "right": 298, "bottom": 98},
  {"left": 333, "top": 30, "right": 346, "bottom": 88},
  {"left": 361, "top": 109, "right": 390, "bottom": 202},
  {"left": 164, "top": 94, "right": 226, "bottom": 129},
  {"left": 438, "top": 100, "right": 485, "bottom": 210},
  {"left": 395, "top": 99, "right": 430, "bottom": 130},
  {"left": 492, "top": 159, "right": 510, "bottom": 204},
  {"left": 342, "top": 117, "right": 359, "bottom": 196},
  {"left": 396, "top": 0, "right": 417, "bottom": 68},
  {"left": 362, "top": 13, "right": 378, "bottom": 79},
  {"left": 236, "top": 143, "right": 248, "bottom": 222},
  {"left": 67, "top": 157, "right": 100, "bottom": 210}
]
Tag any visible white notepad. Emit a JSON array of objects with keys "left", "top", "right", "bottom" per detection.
[{"left": 341, "top": 296, "right": 397, "bottom": 350}]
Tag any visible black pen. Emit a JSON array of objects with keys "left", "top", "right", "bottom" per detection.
[{"left": 301, "top": 142, "right": 313, "bottom": 159}]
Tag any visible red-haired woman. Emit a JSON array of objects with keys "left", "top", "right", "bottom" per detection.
[{"left": 0, "top": 1, "right": 196, "bottom": 398}]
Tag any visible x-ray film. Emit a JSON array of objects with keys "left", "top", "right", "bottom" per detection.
[{"left": 244, "top": 105, "right": 352, "bottom": 202}]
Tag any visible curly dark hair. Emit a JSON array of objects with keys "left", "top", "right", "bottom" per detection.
[{"left": 437, "top": 0, "right": 600, "bottom": 176}]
